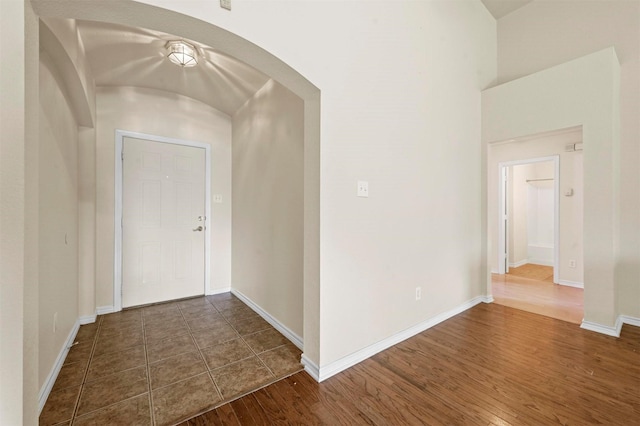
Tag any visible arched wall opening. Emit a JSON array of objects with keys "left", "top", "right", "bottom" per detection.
[{"left": 31, "top": 0, "right": 322, "bottom": 364}]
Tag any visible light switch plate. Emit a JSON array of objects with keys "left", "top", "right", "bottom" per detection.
[
  {"left": 357, "top": 181, "right": 369, "bottom": 198},
  {"left": 220, "top": 0, "right": 231, "bottom": 10},
  {"left": 214, "top": 194, "right": 223, "bottom": 203}
]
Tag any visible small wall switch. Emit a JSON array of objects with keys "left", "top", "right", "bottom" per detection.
[
  {"left": 213, "top": 194, "right": 223, "bottom": 203},
  {"left": 220, "top": 0, "right": 231, "bottom": 10},
  {"left": 569, "top": 260, "right": 576, "bottom": 268},
  {"left": 357, "top": 181, "right": 369, "bottom": 198},
  {"left": 415, "top": 287, "right": 421, "bottom": 301}
]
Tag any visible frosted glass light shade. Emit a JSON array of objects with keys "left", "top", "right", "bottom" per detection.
[{"left": 166, "top": 41, "right": 198, "bottom": 67}]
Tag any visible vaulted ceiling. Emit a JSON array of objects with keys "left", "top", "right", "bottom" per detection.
[
  {"left": 481, "top": 0, "right": 534, "bottom": 19},
  {"left": 75, "top": 2, "right": 532, "bottom": 117},
  {"left": 77, "top": 20, "right": 270, "bottom": 116}
]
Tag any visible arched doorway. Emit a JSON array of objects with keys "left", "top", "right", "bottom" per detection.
[{"left": 31, "top": 0, "right": 321, "bottom": 366}]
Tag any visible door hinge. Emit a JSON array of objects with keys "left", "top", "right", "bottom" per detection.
[{"left": 121, "top": 151, "right": 124, "bottom": 161}]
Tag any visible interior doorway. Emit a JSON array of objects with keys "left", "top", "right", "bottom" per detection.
[
  {"left": 499, "top": 157, "right": 559, "bottom": 282},
  {"left": 489, "top": 130, "right": 585, "bottom": 325}
]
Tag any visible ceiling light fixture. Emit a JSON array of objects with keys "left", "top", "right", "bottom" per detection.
[{"left": 166, "top": 40, "right": 198, "bottom": 67}]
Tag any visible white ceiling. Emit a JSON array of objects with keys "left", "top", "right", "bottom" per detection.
[
  {"left": 481, "top": 0, "right": 534, "bottom": 19},
  {"left": 76, "top": 20, "right": 271, "bottom": 116}
]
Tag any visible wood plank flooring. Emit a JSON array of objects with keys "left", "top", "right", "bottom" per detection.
[
  {"left": 507, "top": 264, "right": 554, "bottom": 282},
  {"left": 492, "top": 270, "right": 583, "bottom": 324},
  {"left": 181, "top": 303, "right": 639, "bottom": 425}
]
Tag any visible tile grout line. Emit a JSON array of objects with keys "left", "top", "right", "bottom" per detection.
[
  {"left": 142, "top": 309, "right": 157, "bottom": 426},
  {"left": 181, "top": 300, "right": 226, "bottom": 404},
  {"left": 203, "top": 297, "right": 272, "bottom": 399},
  {"left": 68, "top": 315, "right": 102, "bottom": 425},
  {"left": 237, "top": 331, "right": 277, "bottom": 379},
  {"left": 178, "top": 296, "right": 262, "bottom": 423},
  {"left": 213, "top": 298, "right": 297, "bottom": 380}
]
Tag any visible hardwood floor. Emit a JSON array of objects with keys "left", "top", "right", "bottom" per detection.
[
  {"left": 507, "top": 263, "right": 554, "bottom": 282},
  {"left": 492, "top": 268, "right": 584, "bottom": 324},
  {"left": 181, "top": 303, "right": 639, "bottom": 425}
]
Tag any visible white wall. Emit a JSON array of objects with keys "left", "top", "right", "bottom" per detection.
[
  {"left": 232, "top": 79, "right": 304, "bottom": 338},
  {"left": 496, "top": 0, "right": 639, "bottom": 319},
  {"left": 0, "top": 1, "right": 39, "bottom": 424},
  {"left": 508, "top": 165, "right": 526, "bottom": 266},
  {"left": 38, "top": 53, "right": 80, "bottom": 390},
  {"left": 524, "top": 162, "right": 555, "bottom": 266},
  {"left": 95, "top": 87, "right": 233, "bottom": 308}
]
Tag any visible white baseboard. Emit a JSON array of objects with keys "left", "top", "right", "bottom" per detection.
[
  {"left": 557, "top": 279, "right": 584, "bottom": 289},
  {"left": 490, "top": 268, "right": 499, "bottom": 274},
  {"left": 580, "top": 314, "right": 639, "bottom": 338},
  {"left": 528, "top": 259, "right": 554, "bottom": 267},
  {"left": 207, "top": 286, "right": 231, "bottom": 296},
  {"left": 96, "top": 305, "right": 114, "bottom": 315},
  {"left": 620, "top": 315, "right": 640, "bottom": 328},
  {"left": 79, "top": 314, "right": 97, "bottom": 325},
  {"left": 231, "top": 289, "right": 303, "bottom": 350},
  {"left": 509, "top": 259, "right": 528, "bottom": 268},
  {"left": 301, "top": 354, "right": 320, "bottom": 382},
  {"left": 313, "top": 295, "right": 488, "bottom": 382},
  {"left": 483, "top": 295, "right": 494, "bottom": 303},
  {"left": 38, "top": 319, "right": 80, "bottom": 414},
  {"left": 581, "top": 318, "right": 621, "bottom": 337}
]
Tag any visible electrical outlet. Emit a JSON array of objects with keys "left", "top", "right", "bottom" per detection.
[
  {"left": 357, "top": 181, "right": 369, "bottom": 198},
  {"left": 53, "top": 312, "right": 58, "bottom": 333},
  {"left": 415, "top": 287, "right": 421, "bottom": 301},
  {"left": 569, "top": 260, "right": 576, "bottom": 268},
  {"left": 213, "top": 194, "right": 223, "bottom": 203}
]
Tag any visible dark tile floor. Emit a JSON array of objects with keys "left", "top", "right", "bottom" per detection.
[{"left": 39, "top": 292, "right": 303, "bottom": 426}]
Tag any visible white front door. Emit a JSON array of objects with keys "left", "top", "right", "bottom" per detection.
[{"left": 122, "top": 136, "right": 206, "bottom": 307}]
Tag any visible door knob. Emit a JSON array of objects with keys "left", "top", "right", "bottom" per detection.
[{"left": 192, "top": 226, "right": 203, "bottom": 232}]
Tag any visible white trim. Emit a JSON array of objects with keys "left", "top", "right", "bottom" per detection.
[
  {"left": 207, "top": 286, "right": 231, "bottom": 296},
  {"left": 490, "top": 268, "right": 499, "bottom": 274},
  {"left": 314, "top": 296, "right": 487, "bottom": 382},
  {"left": 231, "top": 289, "right": 304, "bottom": 350},
  {"left": 580, "top": 315, "right": 640, "bottom": 338},
  {"left": 482, "top": 295, "right": 494, "bottom": 303},
  {"left": 96, "top": 305, "right": 115, "bottom": 316},
  {"left": 301, "top": 354, "right": 320, "bottom": 382},
  {"left": 498, "top": 156, "right": 560, "bottom": 284},
  {"left": 528, "top": 259, "right": 554, "bottom": 267},
  {"left": 498, "top": 166, "right": 508, "bottom": 274},
  {"left": 114, "top": 130, "right": 211, "bottom": 312},
  {"left": 79, "top": 314, "right": 97, "bottom": 325},
  {"left": 509, "top": 259, "right": 528, "bottom": 268},
  {"left": 557, "top": 279, "right": 584, "bottom": 289},
  {"left": 39, "top": 320, "right": 80, "bottom": 414},
  {"left": 580, "top": 318, "right": 622, "bottom": 337},
  {"left": 620, "top": 315, "right": 640, "bottom": 328}
]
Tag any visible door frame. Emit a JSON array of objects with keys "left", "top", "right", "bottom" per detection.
[
  {"left": 498, "top": 155, "right": 559, "bottom": 284},
  {"left": 114, "top": 129, "right": 212, "bottom": 312}
]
